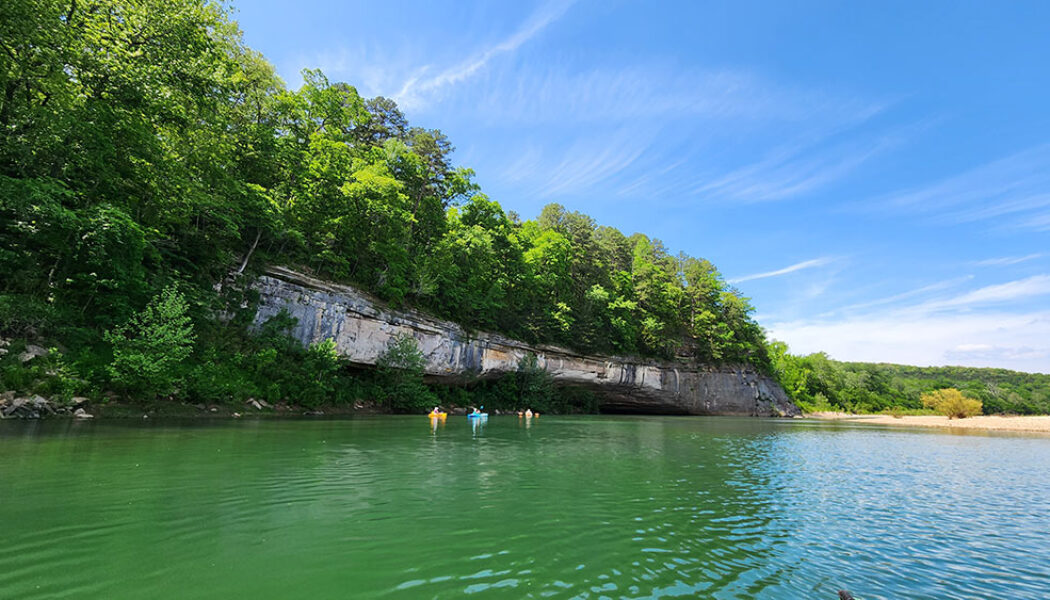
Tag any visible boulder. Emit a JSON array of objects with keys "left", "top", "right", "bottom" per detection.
[
  {"left": 73, "top": 408, "right": 94, "bottom": 419},
  {"left": 19, "top": 344, "right": 49, "bottom": 363},
  {"left": 2, "top": 397, "right": 29, "bottom": 417}
]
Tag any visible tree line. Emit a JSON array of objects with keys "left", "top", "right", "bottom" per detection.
[{"left": 768, "top": 343, "right": 1050, "bottom": 415}]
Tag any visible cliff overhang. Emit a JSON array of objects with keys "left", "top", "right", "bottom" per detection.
[{"left": 250, "top": 267, "right": 800, "bottom": 417}]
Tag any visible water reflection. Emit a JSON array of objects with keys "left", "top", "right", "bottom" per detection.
[
  {"left": 1, "top": 417, "right": 1048, "bottom": 599},
  {"left": 429, "top": 415, "right": 445, "bottom": 434},
  {"left": 470, "top": 415, "right": 486, "bottom": 437}
]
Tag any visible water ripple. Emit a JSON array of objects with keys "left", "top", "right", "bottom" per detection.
[{"left": 2, "top": 417, "right": 1050, "bottom": 599}]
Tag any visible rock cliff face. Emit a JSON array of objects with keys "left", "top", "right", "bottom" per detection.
[{"left": 251, "top": 267, "right": 799, "bottom": 417}]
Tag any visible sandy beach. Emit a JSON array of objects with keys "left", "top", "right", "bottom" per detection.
[{"left": 806, "top": 412, "right": 1050, "bottom": 434}]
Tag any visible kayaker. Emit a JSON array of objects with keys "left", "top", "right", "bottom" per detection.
[
  {"left": 429, "top": 406, "right": 441, "bottom": 416},
  {"left": 524, "top": 408, "right": 533, "bottom": 418}
]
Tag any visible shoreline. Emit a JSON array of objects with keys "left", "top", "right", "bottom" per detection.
[{"left": 806, "top": 412, "right": 1050, "bottom": 434}]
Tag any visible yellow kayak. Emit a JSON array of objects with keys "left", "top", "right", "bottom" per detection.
[{"left": 428, "top": 412, "right": 447, "bottom": 419}]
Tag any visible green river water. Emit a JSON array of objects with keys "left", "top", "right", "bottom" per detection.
[{"left": 1, "top": 415, "right": 1049, "bottom": 599}]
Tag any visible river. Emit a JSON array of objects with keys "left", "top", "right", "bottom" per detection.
[{"left": 1, "top": 416, "right": 1048, "bottom": 599}]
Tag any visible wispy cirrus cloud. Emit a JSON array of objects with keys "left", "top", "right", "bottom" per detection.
[
  {"left": 497, "top": 128, "right": 657, "bottom": 200},
  {"left": 913, "top": 274, "right": 1050, "bottom": 313},
  {"left": 728, "top": 257, "right": 835, "bottom": 284},
  {"left": 284, "top": 0, "right": 576, "bottom": 109},
  {"left": 689, "top": 117, "right": 933, "bottom": 204},
  {"left": 394, "top": 0, "right": 576, "bottom": 110},
  {"left": 691, "top": 138, "right": 888, "bottom": 203},
  {"left": 466, "top": 63, "right": 886, "bottom": 127},
  {"left": 827, "top": 275, "right": 974, "bottom": 316},
  {"left": 486, "top": 70, "right": 891, "bottom": 202},
  {"left": 288, "top": 2, "right": 896, "bottom": 206},
  {"left": 974, "top": 253, "right": 1043, "bottom": 267},
  {"left": 874, "top": 144, "right": 1050, "bottom": 229}
]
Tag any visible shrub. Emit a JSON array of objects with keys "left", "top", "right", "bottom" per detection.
[
  {"left": 104, "top": 286, "right": 195, "bottom": 398},
  {"left": 921, "top": 388, "right": 983, "bottom": 419},
  {"left": 298, "top": 339, "right": 343, "bottom": 406},
  {"left": 796, "top": 392, "right": 836, "bottom": 414}
]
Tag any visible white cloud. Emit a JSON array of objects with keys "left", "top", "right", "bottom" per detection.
[
  {"left": 874, "top": 144, "right": 1050, "bottom": 229},
  {"left": 542, "top": 142, "right": 650, "bottom": 198},
  {"left": 953, "top": 343, "right": 993, "bottom": 352},
  {"left": 974, "top": 254, "right": 1043, "bottom": 267},
  {"left": 484, "top": 70, "right": 889, "bottom": 201},
  {"left": 689, "top": 119, "right": 932, "bottom": 204},
  {"left": 1024, "top": 212, "right": 1050, "bottom": 231},
  {"left": 914, "top": 274, "right": 1050, "bottom": 312},
  {"left": 769, "top": 310, "right": 1050, "bottom": 373},
  {"left": 467, "top": 63, "right": 885, "bottom": 127},
  {"left": 729, "top": 257, "right": 835, "bottom": 284},
  {"left": 394, "top": 0, "right": 576, "bottom": 110},
  {"left": 496, "top": 128, "right": 656, "bottom": 199},
  {"left": 286, "top": 5, "right": 892, "bottom": 206},
  {"left": 945, "top": 344, "right": 1047, "bottom": 364},
  {"left": 768, "top": 274, "right": 1050, "bottom": 373},
  {"left": 829, "top": 276, "right": 973, "bottom": 315},
  {"left": 691, "top": 139, "right": 886, "bottom": 203}
]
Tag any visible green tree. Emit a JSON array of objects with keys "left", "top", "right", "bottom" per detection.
[
  {"left": 104, "top": 286, "right": 195, "bottom": 397},
  {"left": 514, "top": 353, "right": 554, "bottom": 410},
  {"left": 375, "top": 334, "right": 434, "bottom": 411}
]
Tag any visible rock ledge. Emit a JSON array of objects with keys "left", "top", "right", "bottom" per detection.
[{"left": 251, "top": 267, "right": 799, "bottom": 417}]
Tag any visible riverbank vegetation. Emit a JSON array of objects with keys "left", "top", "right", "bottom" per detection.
[
  {"left": 769, "top": 342, "right": 1049, "bottom": 416},
  {"left": 920, "top": 388, "right": 982, "bottom": 419},
  {"left": 0, "top": 0, "right": 766, "bottom": 411}
]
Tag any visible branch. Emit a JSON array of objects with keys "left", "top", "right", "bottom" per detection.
[{"left": 236, "top": 229, "right": 262, "bottom": 274}]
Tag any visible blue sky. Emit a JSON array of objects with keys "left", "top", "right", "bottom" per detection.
[{"left": 234, "top": 0, "right": 1050, "bottom": 373}]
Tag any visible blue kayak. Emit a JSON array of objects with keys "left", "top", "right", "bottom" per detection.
[{"left": 467, "top": 413, "right": 488, "bottom": 419}]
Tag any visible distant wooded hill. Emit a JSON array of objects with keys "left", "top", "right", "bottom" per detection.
[{"left": 769, "top": 344, "right": 1050, "bottom": 414}]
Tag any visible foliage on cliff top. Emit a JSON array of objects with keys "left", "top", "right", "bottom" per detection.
[{"left": 0, "top": 0, "right": 769, "bottom": 403}]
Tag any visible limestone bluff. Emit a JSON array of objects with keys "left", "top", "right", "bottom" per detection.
[{"left": 250, "top": 267, "right": 799, "bottom": 417}]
